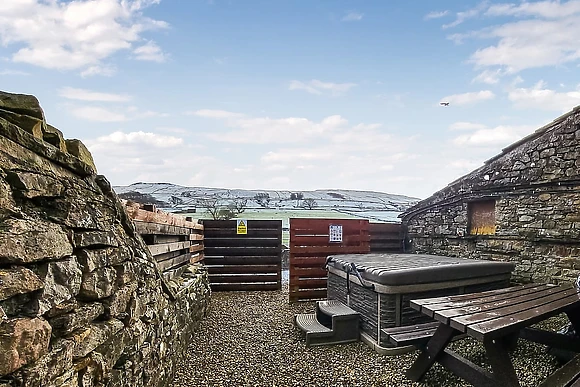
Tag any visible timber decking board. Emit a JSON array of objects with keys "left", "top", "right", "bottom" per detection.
[
  {"left": 142, "top": 234, "right": 183, "bottom": 245},
  {"left": 128, "top": 205, "right": 204, "bottom": 276},
  {"left": 133, "top": 220, "right": 195, "bottom": 236},
  {"left": 291, "top": 246, "right": 370, "bottom": 255},
  {"left": 200, "top": 228, "right": 281, "bottom": 238},
  {"left": 209, "top": 273, "right": 280, "bottom": 283},
  {"left": 190, "top": 252, "right": 204, "bottom": 264},
  {"left": 291, "top": 235, "right": 370, "bottom": 246},
  {"left": 290, "top": 289, "right": 328, "bottom": 300},
  {"left": 290, "top": 256, "right": 328, "bottom": 266},
  {"left": 204, "top": 237, "right": 281, "bottom": 247},
  {"left": 157, "top": 252, "right": 191, "bottom": 272},
  {"left": 189, "top": 244, "right": 204, "bottom": 253},
  {"left": 210, "top": 283, "right": 280, "bottom": 291},
  {"left": 203, "top": 255, "right": 281, "bottom": 265},
  {"left": 289, "top": 267, "right": 328, "bottom": 277},
  {"left": 147, "top": 240, "right": 192, "bottom": 256},
  {"left": 291, "top": 278, "right": 328, "bottom": 288},
  {"left": 204, "top": 246, "right": 281, "bottom": 256},
  {"left": 207, "top": 264, "right": 280, "bottom": 274},
  {"left": 126, "top": 206, "right": 202, "bottom": 229}
]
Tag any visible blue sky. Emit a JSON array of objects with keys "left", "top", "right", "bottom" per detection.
[{"left": 1, "top": 0, "right": 580, "bottom": 199}]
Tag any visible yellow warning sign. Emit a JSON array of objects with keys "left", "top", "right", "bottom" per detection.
[{"left": 236, "top": 219, "right": 247, "bottom": 235}]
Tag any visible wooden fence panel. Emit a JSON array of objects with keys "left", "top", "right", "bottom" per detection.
[
  {"left": 203, "top": 220, "right": 282, "bottom": 291},
  {"left": 125, "top": 203, "right": 204, "bottom": 281},
  {"left": 369, "top": 223, "right": 403, "bottom": 252},
  {"left": 289, "top": 218, "right": 370, "bottom": 302}
]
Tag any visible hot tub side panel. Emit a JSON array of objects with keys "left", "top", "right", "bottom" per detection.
[{"left": 328, "top": 273, "right": 382, "bottom": 342}]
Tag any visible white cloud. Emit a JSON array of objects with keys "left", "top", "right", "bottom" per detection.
[
  {"left": 472, "top": 69, "right": 504, "bottom": 84},
  {"left": 156, "top": 126, "right": 191, "bottom": 135},
  {"left": 0, "top": 0, "right": 168, "bottom": 74},
  {"left": 133, "top": 40, "right": 166, "bottom": 62},
  {"left": 70, "top": 104, "right": 165, "bottom": 122},
  {"left": 448, "top": 159, "right": 482, "bottom": 170},
  {"left": 440, "top": 90, "right": 495, "bottom": 105},
  {"left": 453, "top": 124, "right": 534, "bottom": 147},
  {"left": 81, "top": 64, "right": 116, "bottom": 77},
  {"left": 289, "top": 79, "right": 357, "bottom": 96},
  {"left": 71, "top": 106, "right": 128, "bottom": 122},
  {"left": 443, "top": 2, "right": 488, "bottom": 29},
  {"left": 424, "top": 10, "right": 449, "bottom": 20},
  {"left": 485, "top": 1, "right": 580, "bottom": 18},
  {"left": 449, "top": 122, "right": 489, "bottom": 131},
  {"left": 261, "top": 148, "right": 335, "bottom": 163},
  {"left": 188, "top": 109, "right": 244, "bottom": 119},
  {"left": 58, "top": 87, "right": 132, "bottom": 102},
  {"left": 0, "top": 69, "right": 29, "bottom": 76},
  {"left": 202, "top": 113, "right": 350, "bottom": 144},
  {"left": 85, "top": 130, "right": 215, "bottom": 186},
  {"left": 90, "top": 131, "right": 183, "bottom": 148},
  {"left": 508, "top": 81, "right": 580, "bottom": 112},
  {"left": 342, "top": 11, "right": 363, "bottom": 21},
  {"left": 448, "top": 1, "right": 580, "bottom": 73}
]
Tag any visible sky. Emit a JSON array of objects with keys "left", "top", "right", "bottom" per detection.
[{"left": 1, "top": 0, "right": 580, "bottom": 199}]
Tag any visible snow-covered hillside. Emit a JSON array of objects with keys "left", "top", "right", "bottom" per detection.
[{"left": 113, "top": 182, "right": 420, "bottom": 215}]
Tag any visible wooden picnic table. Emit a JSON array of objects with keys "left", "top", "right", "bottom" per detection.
[{"left": 406, "top": 283, "right": 580, "bottom": 387}]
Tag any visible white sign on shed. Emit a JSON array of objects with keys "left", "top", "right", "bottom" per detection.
[{"left": 329, "top": 224, "right": 343, "bottom": 243}]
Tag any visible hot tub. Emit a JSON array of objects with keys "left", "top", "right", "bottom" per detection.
[{"left": 326, "top": 253, "right": 514, "bottom": 353}]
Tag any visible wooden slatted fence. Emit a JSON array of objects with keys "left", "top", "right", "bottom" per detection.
[
  {"left": 369, "top": 223, "right": 403, "bottom": 252},
  {"left": 203, "top": 220, "right": 282, "bottom": 291},
  {"left": 124, "top": 203, "right": 204, "bottom": 281},
  {"left": 289, "top": 218, "right": 370, "bottom": 302}
]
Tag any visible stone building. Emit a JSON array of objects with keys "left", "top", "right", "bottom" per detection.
[{"left": 400, "top": 106, "right": 580, "bottom": 285}]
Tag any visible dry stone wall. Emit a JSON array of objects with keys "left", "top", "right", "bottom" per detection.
[
  {"left": 0, "top": 91, "right": 210, "bottom": 387},
  {"left": 402, "top": 107, "right": 580, "bottom": 284}
]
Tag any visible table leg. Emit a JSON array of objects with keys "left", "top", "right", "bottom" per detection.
[
  {"left": 406, "top": 323, "right": 456, "bottom": 382},
  {"left": 566, "top": 307, "right": 580, "bottom": 335},
  {"left": 502, "top": 332, "right": 519, "bottom": 352},
  {"left": 484, "top": 338, "right": 520, "bottom": 387}
]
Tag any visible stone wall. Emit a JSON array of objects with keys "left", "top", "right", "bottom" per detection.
[
  {"left": 401, "top": 107, "right": 580, "bottom": 284},
  {"left": 0, "top": 91, "right": 211, "bottom": 387}
]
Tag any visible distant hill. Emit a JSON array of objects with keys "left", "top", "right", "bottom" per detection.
[{"left": 113, "top": 183, "right": 420, "bottom": 217}]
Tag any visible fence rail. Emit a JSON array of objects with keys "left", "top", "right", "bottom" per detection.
[
  {"left": 203, "top": 220, "right": 282, "bottom": 291},
  {"left": 369, "top": 222, "right": 403, "bottom": 252},
  {"left": 289, "top": 218, "right": 370, "bottom": 302},
  {"left": 124, "top": 203, "right": 204, "bottom": 281}
]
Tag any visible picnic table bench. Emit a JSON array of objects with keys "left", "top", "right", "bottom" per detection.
[{"left": 405, "top": 283, "right": 580, "bottom": 387}]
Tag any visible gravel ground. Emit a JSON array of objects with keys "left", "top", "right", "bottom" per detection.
[{"left": 173, "top": 284, "right": 567, "bottom": 387}]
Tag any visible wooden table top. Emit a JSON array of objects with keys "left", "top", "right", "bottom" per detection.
[{"left": 410, "top": 283, "right": 580, "bottom": 341}]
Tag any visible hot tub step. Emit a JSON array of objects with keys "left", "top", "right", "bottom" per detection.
[
  {"left": 317, "top": 299, "right": 359, "bottom": 318},
  {"left": 295, "top": 300, "right": 360, "bottom": 347},
  {"left": 294, "top": 313, "right": 334, "bottom": 346}
]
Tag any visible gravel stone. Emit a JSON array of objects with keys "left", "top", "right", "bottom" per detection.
[{"left": 172, "top": 282, "right": 566, "bottom": 387}]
